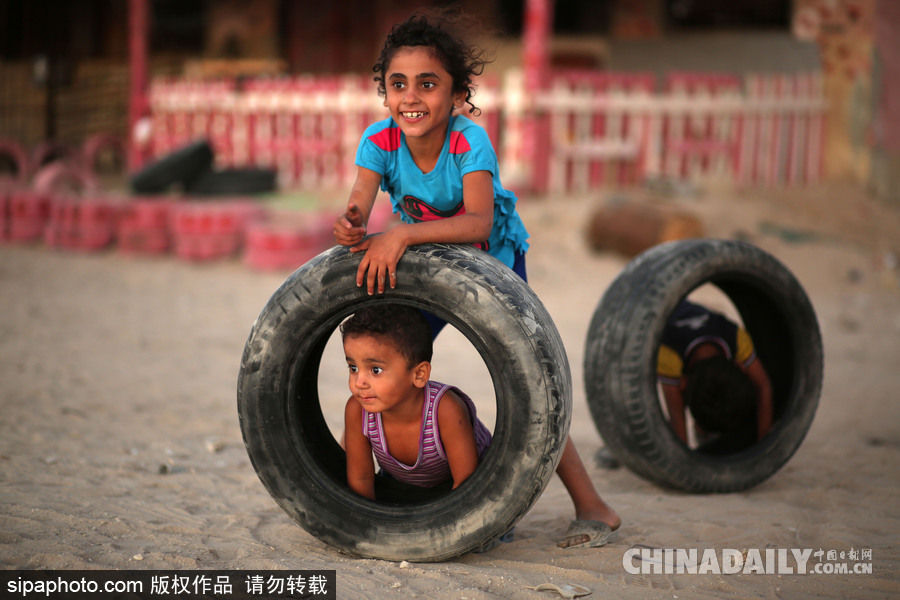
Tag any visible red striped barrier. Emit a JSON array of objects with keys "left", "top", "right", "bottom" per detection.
[
  {"left": 243, "top": 210, "right": 332, "bottom": 271},
  {"left": 44, "top": 194, "right": 123, "bottom": 251},
  {"left": 117, "top": 199, "right": 172, "bottom": 255},
  {"left": 147, "top": 70, "right": 826, "bottom": 194},
  {"left": 169, "top": 199, "right": 266, "bottom": 262},
  {"left": 7, "top": 189, "right": 52, "bottom": 243},
  {"left": 0, "top": 186, "right": 12, "bottom": 241}
]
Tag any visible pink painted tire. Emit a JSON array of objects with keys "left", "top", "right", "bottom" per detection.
[
  {"left": 30, "top": 140, "right": 79, "bottom": 171},
  {"left": 32, "top": 162, "right": 99, "bottom": 195}
]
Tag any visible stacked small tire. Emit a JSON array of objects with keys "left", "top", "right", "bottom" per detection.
[{"left": 129, "top": 139, "right": 276, "bottom": 196}]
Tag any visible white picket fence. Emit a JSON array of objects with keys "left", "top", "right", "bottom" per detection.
[{"left": 148, "top": 69, "right": 826, "bottom": 193}]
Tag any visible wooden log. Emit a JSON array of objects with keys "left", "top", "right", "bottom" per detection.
[{"left": 586, "top": 201, "right": 705, "bottom": 257}]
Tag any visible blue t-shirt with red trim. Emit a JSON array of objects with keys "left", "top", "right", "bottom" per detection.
[{"left": 355, "top": 114, "right": 529, "bottom": 268}]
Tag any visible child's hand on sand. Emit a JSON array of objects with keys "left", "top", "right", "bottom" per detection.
[{"left": 334, "top": 203, "right": 367, "bottom": 246}]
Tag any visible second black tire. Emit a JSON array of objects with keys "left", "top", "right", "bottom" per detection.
[
  {"left": 237, "top": 243, "right": 571, "bottom": 561},
  {"left": 584, "top": 239, "right": 823, "bottom": 493},
  {"left": 185, "top": 167, "right": 277, "bottom": 196},
  {"left": 130, "top": 140, "right": 214, "bottom": 194}
]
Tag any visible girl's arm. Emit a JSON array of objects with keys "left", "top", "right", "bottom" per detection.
[
  {"left": 436, "top": 391, "right": 481, "bottom": 489},
  {"left": 353, "top": 170, "right": 495, "bottom": 294},
  {"left": 661, "top": 383, "right": 688, "bottom": 443},
  {"left": 744, "top": 358, "right": 774, "bottom": 439},
  {"left": 334, "top": 166, "right": 382, "bottom": 247},
  {"left": 344, "top": 397, "right": 376, "bottom": 499}
]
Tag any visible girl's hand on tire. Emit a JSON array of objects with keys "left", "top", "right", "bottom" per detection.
[{"left": 353, "top": 230, "right": 408, "bottom": 294}]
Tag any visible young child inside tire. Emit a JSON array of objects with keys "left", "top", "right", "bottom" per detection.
[
  {"left": 333, "top": 9, "right": 620, "bottom": 549},
  {"left": 658, "top": 300, "right": 774, "bottom": 454},
  {"left": 342, "top": 304, "right": 489, "bottom": 501}
]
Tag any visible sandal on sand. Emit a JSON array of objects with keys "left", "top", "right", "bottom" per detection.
[{"left": 556, "top": 520, "right": 619, "bottom": 549}]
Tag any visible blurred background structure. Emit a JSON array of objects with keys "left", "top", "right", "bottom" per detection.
[{"left": 0, "top": 0, "right": 896, "bottom": 201}]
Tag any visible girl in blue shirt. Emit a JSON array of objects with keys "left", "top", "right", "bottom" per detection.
[{"left": 333, "top": 9, "right": 621, "bottom": 550}]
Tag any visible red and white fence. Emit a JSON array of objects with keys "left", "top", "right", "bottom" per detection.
[
  {"left": 148, "top": 69, "right": 826, "bottom": 193},
  {"left": 534, "top": 70, "right": 825, "bottom": 193}
]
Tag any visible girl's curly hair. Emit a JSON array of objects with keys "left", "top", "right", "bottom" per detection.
[{"left": 372, "top": 9, "right": 490, "bottom": 116}]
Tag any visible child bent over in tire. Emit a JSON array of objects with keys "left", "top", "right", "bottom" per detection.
[{"left": 658, "top": 300, "right": 774, "bottom": 454}]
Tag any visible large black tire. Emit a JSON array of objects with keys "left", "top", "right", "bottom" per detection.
[
  {"left": 584, "top": 239, "right": 823, "bottom": 493},
  {"left": 184, "top": 167, "right": 277, "bottom": 196},
  {"left": 130, "top": 140, "right": 214, "bottom": 194},
  {"left": 237, "top": 243, "right": 571, "bottom": 561}
]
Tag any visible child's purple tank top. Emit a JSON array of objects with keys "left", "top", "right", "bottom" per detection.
[{"left": 362, "top": 381, "right": 492, "bottom": 487}]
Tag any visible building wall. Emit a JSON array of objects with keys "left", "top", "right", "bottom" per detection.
[
  {"left": 0, "top": 60, "right": 129, "bottom": 151},
  {"left": 793, "top": 0, "right": 875, "bottom": 182},
  {"left": 869, "top": 0, "right": 900, "bottom": 202},
  {"left": 610, "top": 0, "right": 664, "bottom": 39},
  {"left": 205, "top": 0, "right": 280, "bottom": 59},
  {"left": 281, "top": 0, "right": 500, "bottom": 74}
]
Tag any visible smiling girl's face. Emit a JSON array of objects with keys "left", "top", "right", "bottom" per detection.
[{"left": 383, "top": 46, "right": 466, "bottom": 148}]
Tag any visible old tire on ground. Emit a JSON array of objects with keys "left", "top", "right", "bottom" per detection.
[
  {"left": 184, "top": 167, "right": 277, "bottom": 196},
  {"left": 32, "top": 162, "right": 99, "bottom": 195},
  {"left": 130, "top": 140, "right": 214, "bottom": 194},
  {"left": 237, "top": 243, "right": 571, "bottom": 561},
  {"left": 584, "top": 239, "right": 823, "bottom": 493}
]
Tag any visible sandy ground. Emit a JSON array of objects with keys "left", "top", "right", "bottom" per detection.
[{"left": 1, "top": 180, "right": 898, "bottom": 599}]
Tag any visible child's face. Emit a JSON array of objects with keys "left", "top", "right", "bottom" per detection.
[
  {"left": 343, "top": 332, "right": 427, "bottom": 414},
  {"left": 384, "top": 46, "right": 466, "bottom": 146}
]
